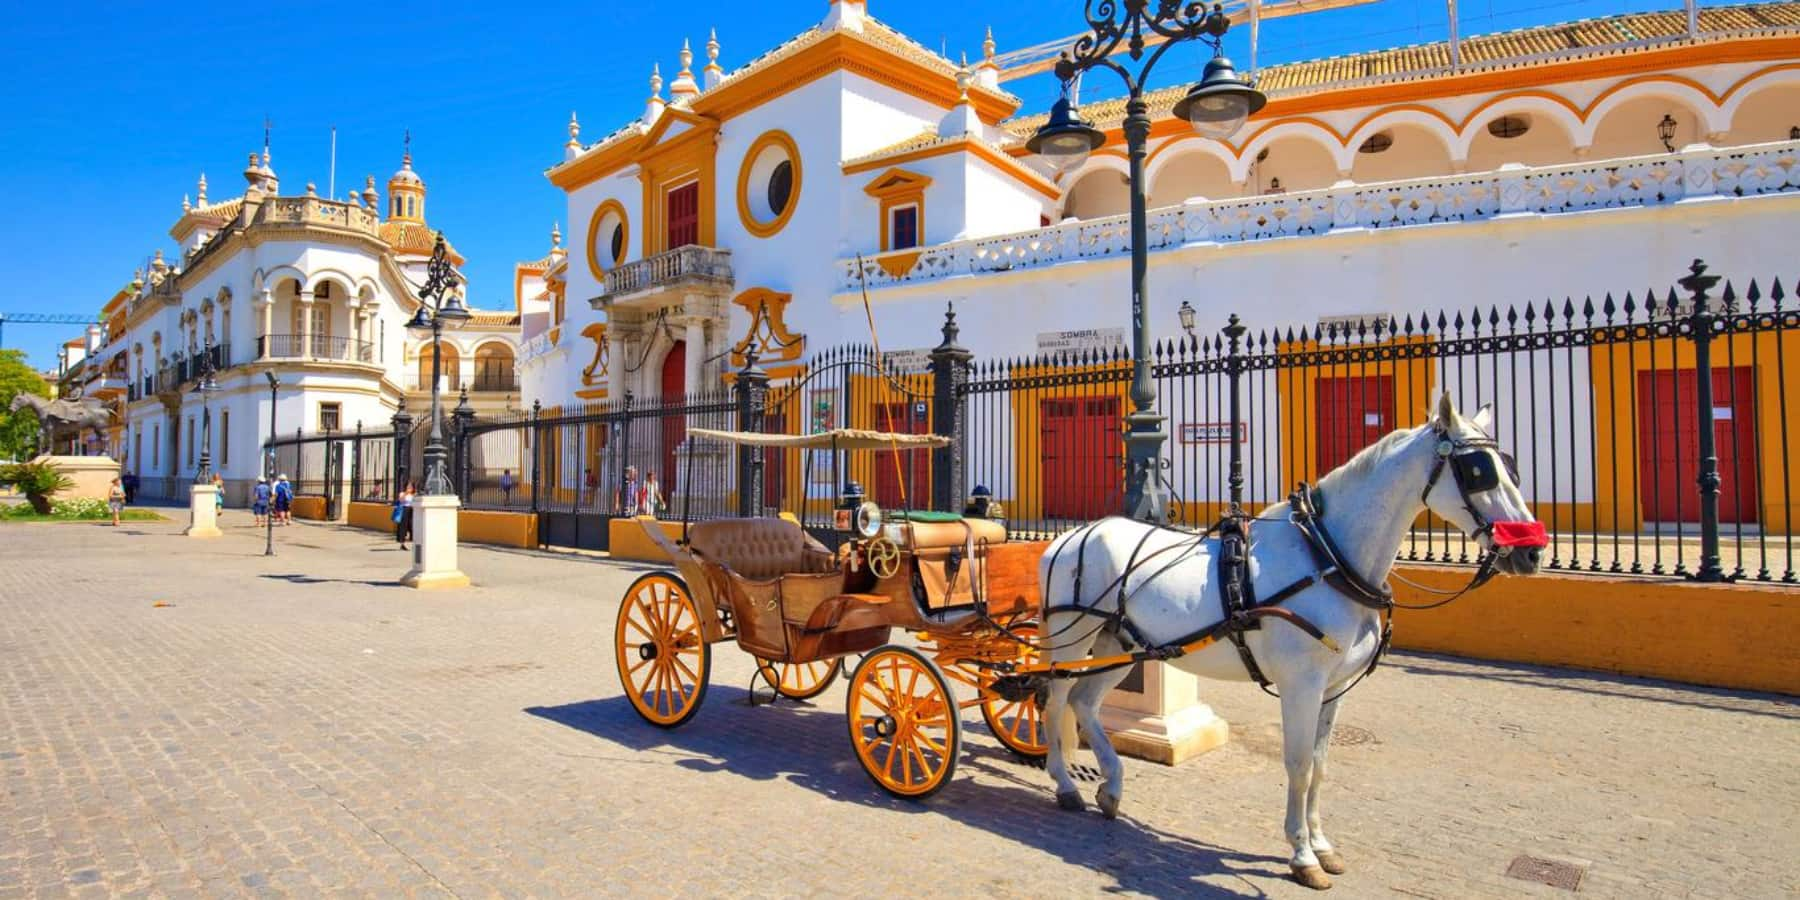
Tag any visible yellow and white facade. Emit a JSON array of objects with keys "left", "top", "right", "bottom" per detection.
[
  {"left": 62, "top": 144, "right": 523, "bottom": 505},
  {"left": 524, "top": 0, "right": 1800, "bottom": 400}
]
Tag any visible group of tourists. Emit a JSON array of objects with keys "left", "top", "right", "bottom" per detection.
[
  {"left": 618, "top": 466, "right": 664, "bottom": 517},
  {"left": 252, "top": 475, "right": 294, "bottom": 527}
]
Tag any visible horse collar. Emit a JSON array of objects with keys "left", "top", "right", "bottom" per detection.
[{"left": 1288, "top": 485, "right": 1394, "bottom": 610}]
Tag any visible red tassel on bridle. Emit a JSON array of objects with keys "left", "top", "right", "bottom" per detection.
[{"left": 1491, "top": 520, "right": 1548, "bottom": 549}]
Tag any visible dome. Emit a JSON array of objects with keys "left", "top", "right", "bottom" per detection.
[{"left": 390, "top": 152, "right": 424, "bottom": 188}]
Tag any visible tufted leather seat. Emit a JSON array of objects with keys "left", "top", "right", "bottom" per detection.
[{"left": 687, "top": 519, "right": 836, "bottom": 579}]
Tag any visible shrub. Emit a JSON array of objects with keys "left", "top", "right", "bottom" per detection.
[
  {"left": 0, "top": 462, "right": 73, "bottom": 514},
  {"left": 50, "top": 498, "right": 111, "bottom": 520}
]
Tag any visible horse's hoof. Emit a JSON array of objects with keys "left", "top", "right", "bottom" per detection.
[
  {"left": 1316, "top": 850, "right": 1347, "bottom": 875},
  {"left": 1291, "top": 865, "right": 1333, "bottom": 891},
  {"left": 1056, "top": 790, "right": 1085, "bottom": 812},
  {"left": 1096, "top": 787, "right": 1120, "bottom": 820}
]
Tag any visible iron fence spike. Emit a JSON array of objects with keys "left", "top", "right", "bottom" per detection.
[
  {"left": 1602, "top": 293, "right": 1616, "bottom": 320},
  {"left": 1747, "top": 279, "right": 1762, "bottom": 308},
  {"left": 1771, "top": 276, "right": 1786, "bottom": 307},
  {"left": 1582, "top": 296, "right": 1595, "bottom": 320}
]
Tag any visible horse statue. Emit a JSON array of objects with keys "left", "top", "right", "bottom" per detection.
[
  {"left": 8, "top": 394, "right": 116, "bottom": 456},
  {"left": 1037, "top": 393, "right": 1546, "bottom": 891}
]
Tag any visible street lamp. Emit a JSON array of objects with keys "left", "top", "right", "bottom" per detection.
[
  {"left": 405, "top": 233, "right": 470, "bottom": 496},
  {"left": 191, "top": 345, "right": 219, "bottom": 484},
  {"left": 1029, "top": 1, "right": 1265, "bottom": 521},
  {"left": 1177, "top": 300, "right": 1198, "bottom": 338},
  {"left": 264, "top": 370, "right": 278, "bottom": 556},
  {"left": 1658, "top": 114, "right": 1678, "bottom": 152}
]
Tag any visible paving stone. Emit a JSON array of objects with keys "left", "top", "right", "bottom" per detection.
[{"left": 0, "top": 516, "right": 1794, "bottom": 897}]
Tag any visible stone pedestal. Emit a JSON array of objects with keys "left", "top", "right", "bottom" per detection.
[
  {"left": 30, "top": 455, "right": 120, "bottom": 502},
  {"left": 401, "top": 494, "right": 469, "bottom": 590},
  {"left": 185, "top": 484, "right": 222, "bottom": 538},
  {"left": 1098, "top": 662, "right": 1230, "bottom": 765}
]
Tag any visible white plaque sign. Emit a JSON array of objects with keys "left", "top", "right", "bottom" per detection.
[{"left": 1037, "top": 327, "right": 1127, "bottom": 355}]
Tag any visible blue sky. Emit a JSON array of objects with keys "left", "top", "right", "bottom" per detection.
[{"left": 0, "top": 0, "right": 1675, "bottom": 369}]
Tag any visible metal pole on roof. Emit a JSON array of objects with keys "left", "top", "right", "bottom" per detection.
[
  {"left": 1686, "top": 0, "right": 1698, "bottom": 39},
  {"left": 1447, "top": 0, "right": 1461, "bottom": 69},
  {"left": 1249, "top": 0, "right": 1260, "bottom": 79}
]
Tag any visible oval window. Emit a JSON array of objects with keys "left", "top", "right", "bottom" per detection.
[
  {"left": 767, "top": 160, "right": 794, "bottom": 217},
  {"left": 1487, "top": 115, "right": 1531, "bottom": 139},
  {"left": 610, "top": 224, "right": 625, "bottom": 263},
  {"left": 1357, "top": 131, "right": 1393, "bottom": 154}
]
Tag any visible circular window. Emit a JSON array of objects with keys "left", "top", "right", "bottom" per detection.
[
  {"left": 1357, "top": 131, "right": 1393, "bottom": 154},
  {"left": 586, "top": 199, "right": 629, "bottom": 282},
  {"left": 1487, "top": 115, "right": 1531, "bottom": 139},
  {"left": 767, "top": 160, "right": 794, "bottom": 217},
  {"left": 737, "top": 130, "right": 802, "bottom": 238}
]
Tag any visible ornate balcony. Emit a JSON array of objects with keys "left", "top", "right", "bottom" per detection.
[
  {"left": 257, "top": 334, "right": 377, "bottom": 364},
  {"left": 591, "top": 245, "right": 733, "bottom": 310},
  {"left": 839, "top": 140, "right": 1800, "bottom": 293}
]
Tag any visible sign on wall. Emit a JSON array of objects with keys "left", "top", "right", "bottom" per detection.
[
  {"left": 1037, "top": 328, "right": 1126, "bottom": 356},
  {"left": 1179, "top": 422, "right": 1246, "bottom": 444},
  {"left": 881, "top": 348, "right": 932, "bottom": 372}
]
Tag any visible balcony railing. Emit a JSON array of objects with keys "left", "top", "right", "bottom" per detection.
[
  {"left": 146, "top": 344, "right": 233, "bottom": 395},
  {"left": 258, "top": 334, "right": 376, "bottom": 363},
  {"left": 252, "top": 196, "right": 380, "bottom": 237},
  {"left": 839, "top": 139, "right": 1800, "bottom": 292},
  {"left": 598, "top": 245, "right": 733, "bottom": 303},
  {"left": 404, "top": 368, "right": 519, "bottom": 393}
]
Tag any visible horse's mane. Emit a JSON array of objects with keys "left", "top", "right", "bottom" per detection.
[{"left": 1314, "top": 425, "right": 1421, "bottom": 494}]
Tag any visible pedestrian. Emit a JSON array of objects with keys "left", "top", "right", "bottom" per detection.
[
  {"left": 584, "top": 466, "right": 599, "bottom": 508},
  {"left": 499, "top": 468, "right": 516, "bottom": 505},
  {"left": 252, "top": 477, "right": 271, "bottom": 527},
  {"left": 122, "top": 471, "right": 138, "bottom": 504},
  {"left": 394, "top": 481, "right": 416, "bottom": 550},
  {"left": 212, "top": 473, "right": 225, "bottom": 520},
  {"left": 107, "top": 476, "right": 126, "bottom": 527},
  {"left": 274, "top": 474, "right": 293, "bottom": 525},
  {"left": 641, "top": 470, "right": 664, "bottom": 518},
  {"left": 619, "top": 465, "right": 640, "bottom": 515}
]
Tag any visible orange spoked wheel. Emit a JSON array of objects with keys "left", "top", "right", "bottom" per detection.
[
  {"left": 614, "top": 572, "right": 710, "bottom": 729},
  {"left": 847, "top": 646, "right": 961, "bottom": 799},
  {"left": 755, "top": 658, "right": 841, "bottom": 701},
  {"left": 980, "top": 680, "right": 1048, "bottom": 760}
]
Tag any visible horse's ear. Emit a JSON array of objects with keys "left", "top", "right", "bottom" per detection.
[
  {"left": 1433, "top": 391, "right": 1456, "bottom": 427},
  {"left": 1470, "top": 403, "right": 1495, "bottom": 435}
]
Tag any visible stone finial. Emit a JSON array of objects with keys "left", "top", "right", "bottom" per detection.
[
  {"left": 244, "top": 152, "right": 263, "bottom": 186},
  {"left": 551, "top": 222, "right": 563, "bottom": 250},
  {"left": 645, "top": 64, "right": 667, "bottom": 126},
  {"left": 362, "top": 175, "right": 378, "bottom": 207},
  {"left": 957, "top": 53, "right": 971, "bottom": 99},
  {"left": 131, "top": 269, "right": 144, "bottom": 291},
  {"left": 567, "top": 111, "right": 580, "bottom": 146},
  {"left": 671, "top": 40, "right": 699, "bottom": 98},
  {"left": 196, "top": 172, "right": 208, "bottom": 205},
  {"left": 649, "top": 62, "right": 663, "bottom": 99},
  {"left": 182, "top": 193, "right": 191, "bottom": 213},
  {"left": 305, "top": 182, "right": 317, "bottom": 197},
  {"left": 703, "top": 28, "right": 724, "bottom": 89},
  {"left": 983, "top": 26, "right": 996, "bottom": 62}
]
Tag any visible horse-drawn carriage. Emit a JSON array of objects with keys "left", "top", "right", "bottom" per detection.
[{"left": 613, "top": 427, "right": 1051, "bottom": 797}]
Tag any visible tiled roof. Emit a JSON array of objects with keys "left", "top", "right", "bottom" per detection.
[
  {"left": 843, "top": 128, "right": 941, "bottom": 167},
  {"left": 188, "top": 197, "right": 243, "bottom": 221},
  {"left": 379, "top": 220, "right": 465, "bottom": 264},
  {"left": 1004, "top": 2, "right": 1800, "bottom": 135},
  {"left": 467, "top": 311, "right": 521, "bottom": 327}
]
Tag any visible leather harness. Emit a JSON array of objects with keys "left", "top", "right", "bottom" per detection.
[{"left": 1037, "top": 422, "right": 1541, "bottom": 697}]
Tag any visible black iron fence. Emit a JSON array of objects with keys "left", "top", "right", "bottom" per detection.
[{"left": 258, "top": 259, "right": 1798, "bottom": 584}]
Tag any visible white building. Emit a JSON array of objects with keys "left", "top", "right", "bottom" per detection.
[
  {"left": 522, "top": 0, "right": 1800, "bottom": 524},
  {"left": 62, "top": 142, "right": 524, "bottom": 507}
]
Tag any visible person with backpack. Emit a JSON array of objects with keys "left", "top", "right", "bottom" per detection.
[
  {"left": 273, "top": 475, "right": 294, "bottom": 525},
  {"left": 393, "top": 481, "right": 416, "bottom": 549},
  {"left": 252, "top": 477, "right": 271, "bottom": 527}
]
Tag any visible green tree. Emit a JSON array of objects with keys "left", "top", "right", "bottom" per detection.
[{"left": 0, "top": 349, "right": 50, "bottom": 461}]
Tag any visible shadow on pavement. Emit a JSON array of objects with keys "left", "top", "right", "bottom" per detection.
[
  {"left": 1391, "top": 651, "right": 1798, "bottom": 721},
  {"left": 258, "top": 573, "right": 404, "bottom": 589},
  {"left": 527, "top": 690, "right": 1284, "bottom": 897}
]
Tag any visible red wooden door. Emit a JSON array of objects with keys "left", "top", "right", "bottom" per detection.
[
  {"left": 1041, "top": 396, "right": 1121, "bottom": 520},
  {"left": 1637, "top": 366, "right": 1758, "bottom": 523},
  {"left": 1314, "top": 374, "right": 1395, "bottom": 476},
  {"left": 873, "top": 401, "right": 930, "bottom": 507},
  {"left": 666, "top": 182, "right": 699, "bottom": 250},
  {"left": 659, "top": 341, "right": 686, "bottom": 496}
]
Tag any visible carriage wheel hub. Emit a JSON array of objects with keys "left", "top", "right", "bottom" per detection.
[
  {"left": 873, "top": 715, "right": 897, "bottom": 738},
  {"left": 638, "top": 642, "right": 658, "bottom": 661}
]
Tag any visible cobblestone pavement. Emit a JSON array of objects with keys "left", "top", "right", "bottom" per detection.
[{"left": 1, "top": 516, "right": 1795, "bottom": 899}]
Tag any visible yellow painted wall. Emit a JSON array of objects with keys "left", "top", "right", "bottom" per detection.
[
  {"left": 608, "top": 516, "right": 686, "bottom": 562},
  {"left": 346, "top": 500, "right": 536, "bottom": 548},
  {"left": 290, "top": 496, "right": 328, "bottom": 521},
  {"left": 1392, "top": 566, "right": 1800, "bottom": 695},
  {"left": 347, "top": 500, "right": 391, "bottom": 531}
]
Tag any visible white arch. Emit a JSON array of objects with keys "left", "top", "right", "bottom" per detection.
[
  {"left": 255, "top": 265, "right": 307, "bottom": 291},
  {"left": 1231, "top": 120, "right": 1351, "bottom": 183},
  {"left": 303, "top": 268, "right": 359, "bottom": 295},
  {"left": 1344, "top": 109, "right": 1463, "bottom": 165},
  {"left": 1719, "top": 66, "right": 1800, "bottom": 132},
  {"left": 1145, "top": 136, "right": 1238, "bottom": 188},
  {"left": 1455, "top": 95, "right": 1586, "bottom": 160},
  {"left": 1585, "top": 79, "right": 1727, "bottom": 143},
  {"left": 1053, "top": 154, "right": 1131, "bottom": 218}
]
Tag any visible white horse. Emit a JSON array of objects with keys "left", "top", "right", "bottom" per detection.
[{"left": 1037, "top": 394, "right": 1545, "bottom": 890}]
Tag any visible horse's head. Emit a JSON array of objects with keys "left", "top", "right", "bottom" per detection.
[
  {"left": 1418, "top": 393, "right": 1545, "bottom": 576},
  {"left": 8, "top": 394, "right": 34, "bottom": 413}
]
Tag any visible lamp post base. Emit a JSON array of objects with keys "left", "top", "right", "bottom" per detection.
[
  {"left": 185, "top": 484, "right": 222, "bottom": 538},
  {"left": 1099, "top": 661, "right": 1231, "bottom": 765},
  {"left": 1123, "top": 408, "right": 1172, "bottom": 522},
  {"left": 400, "top": 494, "right": 469, "bottom": 590}
]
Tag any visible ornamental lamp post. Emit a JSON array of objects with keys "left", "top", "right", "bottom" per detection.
[
  {"left": 190, "top": 347, "right": 219, "bottom": 484},
  {"left": 1029, "top": 1, "right": 1264, "bottom": 522},
  {"left": 264, "top": 370, "right": 278, "bottom": 556},
  {"left": 406, "top": 233, "right": 470, "bottom": 497}
]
